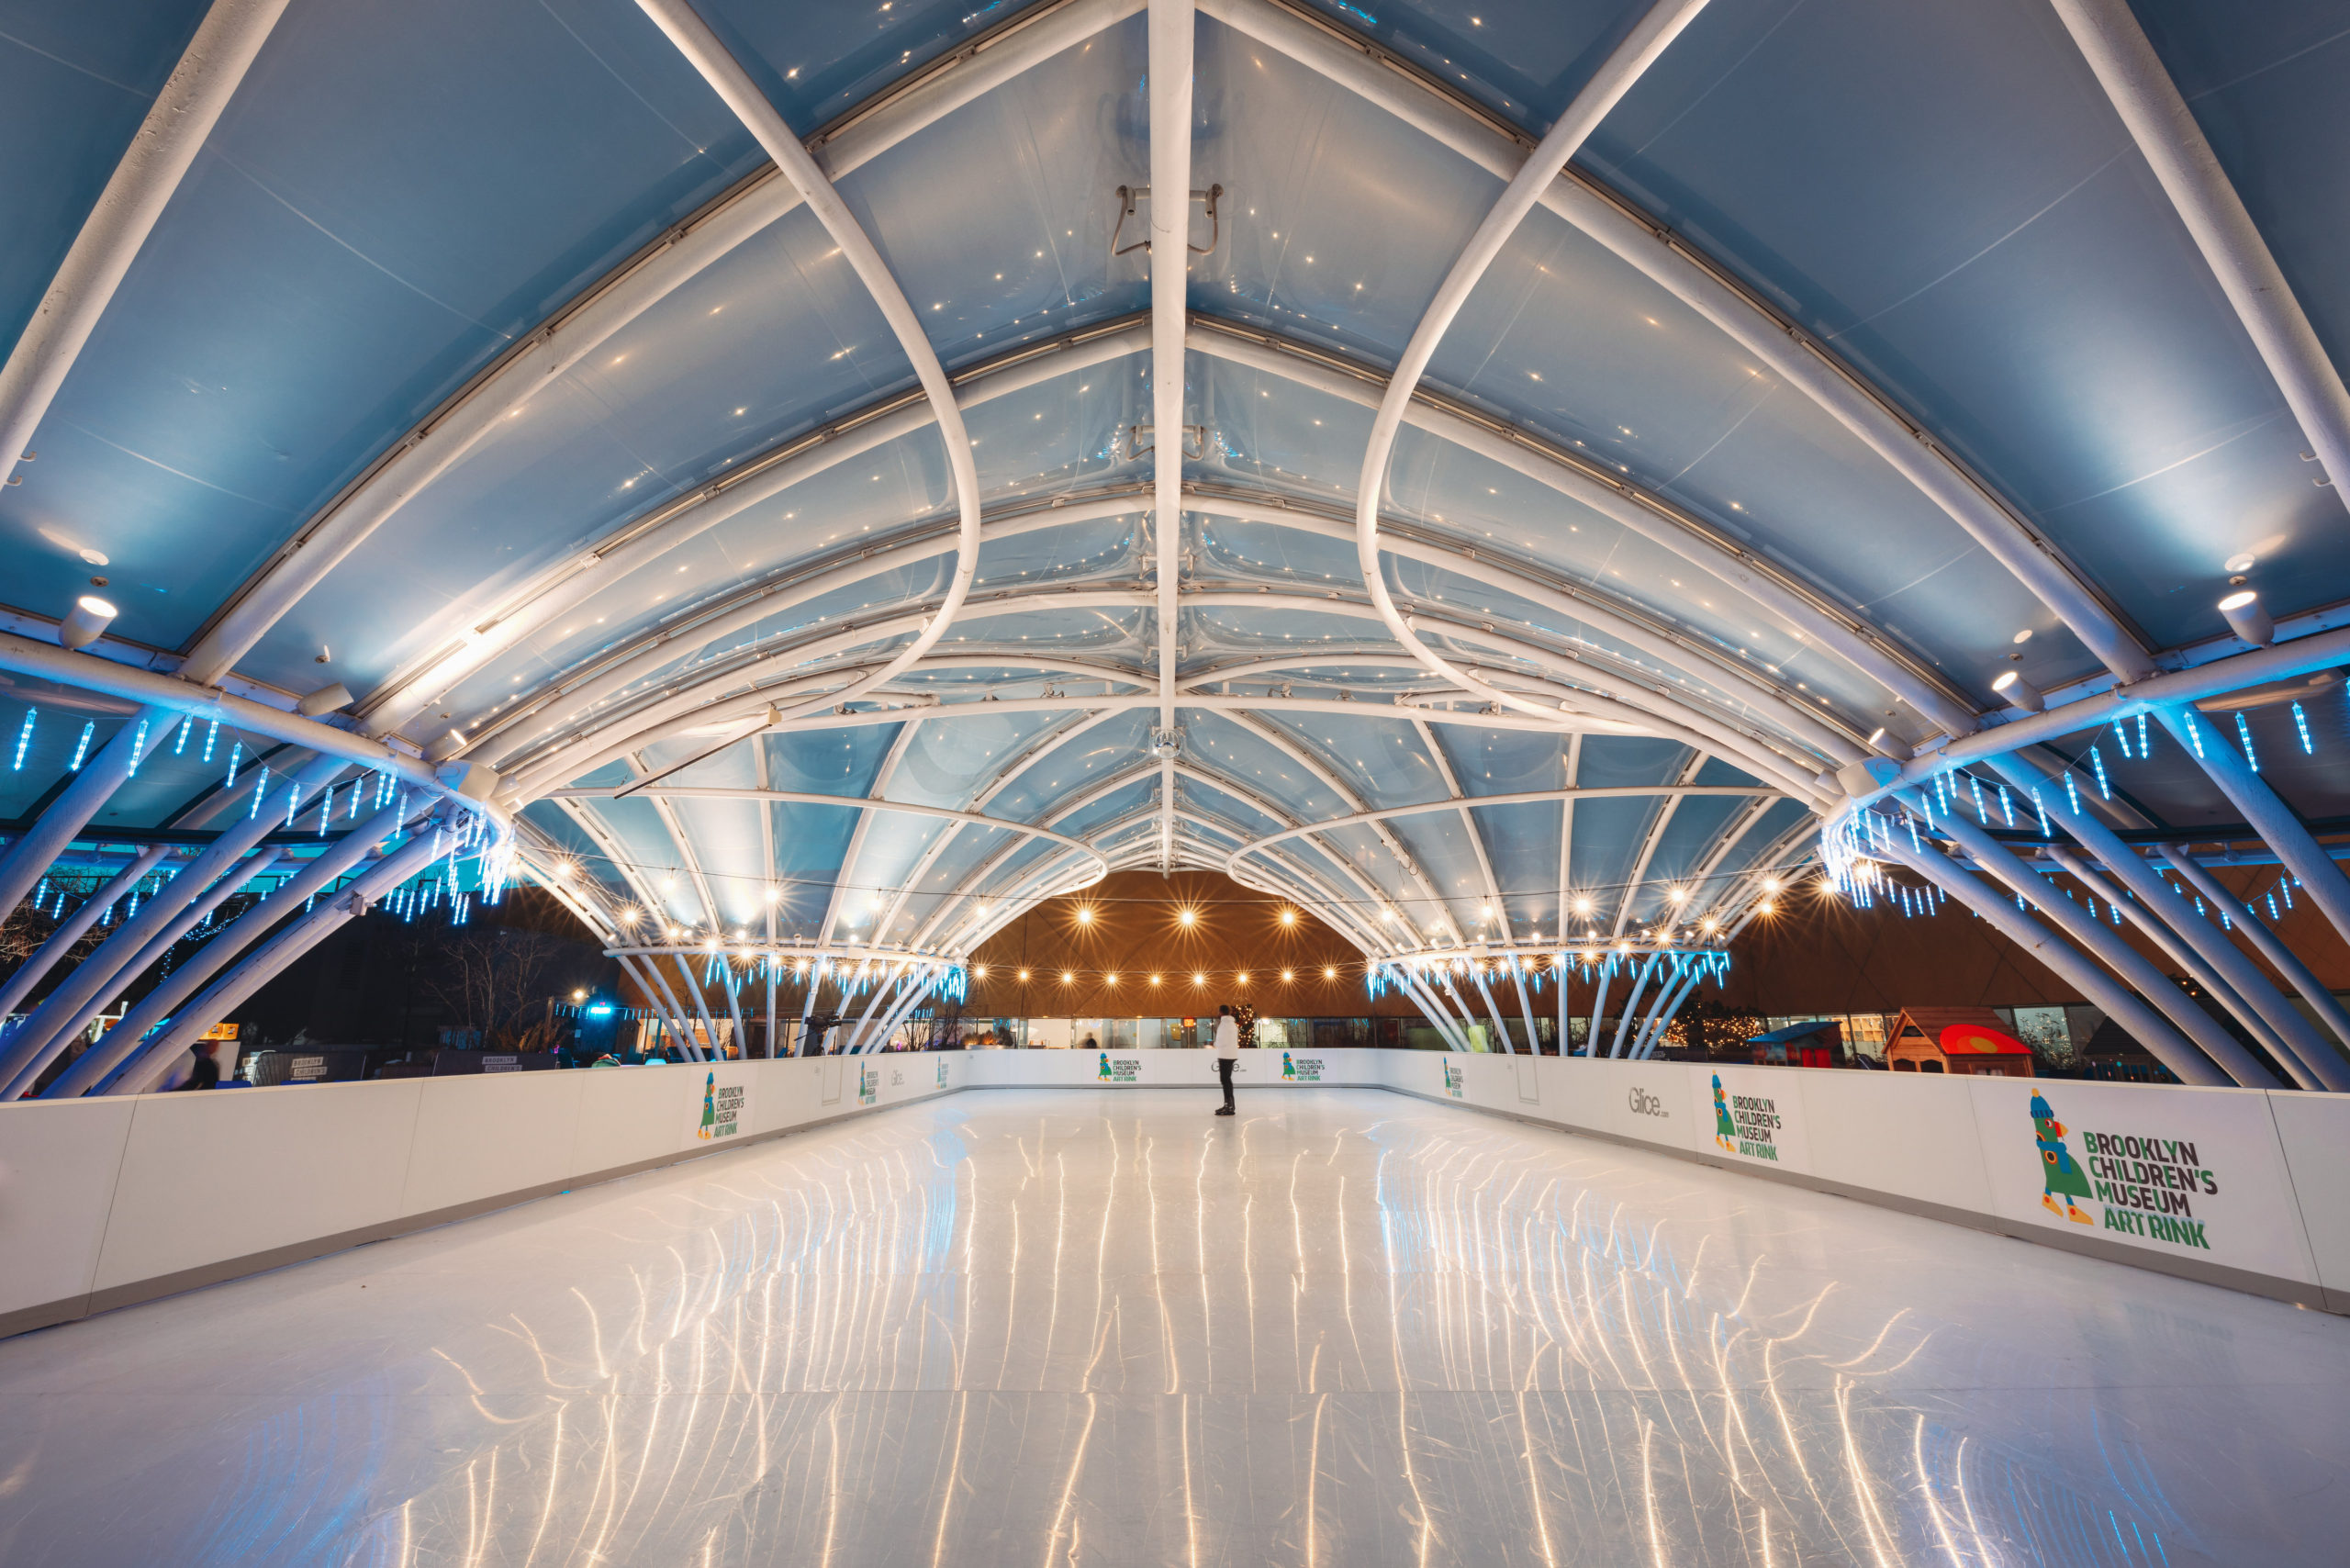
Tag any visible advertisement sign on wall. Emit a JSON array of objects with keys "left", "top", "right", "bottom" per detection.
[
  {"left": 688, "top": 1068, "right": 755, "bottom": 1148},
  {"left": 1097, "top": 1052, "right": 1142, "bottom": 1082},
  {"left": 1281, "top": 1051, "right": 1324, "bottom": 1083},
  {"left": 1442, "top": 1058, "right": 1464, "bottom": 1099},
  {"left": 858, "top": 1065, "right": 878, "bottom": 1106},
  {"left": 1700, "top": 1067, "right": 1810, "bottom": 1170},
  {"left": 1972, "top": 1080, "right": 2314, "bottom": 1282}
]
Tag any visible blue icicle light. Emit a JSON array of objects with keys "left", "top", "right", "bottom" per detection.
[
  {"left": 12, "top": 708, "right": 33, "bottom": 770},
  {"left": 2235, "top": 711, "right": 2258, "bottom": 773},
  {"left": 69, "top": 721, "right": 94, "bottom": 771}
]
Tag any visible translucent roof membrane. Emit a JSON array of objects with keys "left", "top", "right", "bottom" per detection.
[{"left": 31, "top": 0, "right": 2345, "bottom": 969}]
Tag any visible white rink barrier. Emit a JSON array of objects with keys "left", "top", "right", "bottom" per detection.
[
  {"left": 0, "top": 1051, "right": 965, "bottom": 1338},
  {"left": 1397, "top": 1050, "right": 2350, "bottom": 1316},
  {"left": 4, "top": 1047, "right": 2346, "bottom": 1335}
]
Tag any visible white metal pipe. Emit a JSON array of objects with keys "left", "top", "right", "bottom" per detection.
[
  {"left": 2161, "top": 846, "right": 2350, "bottom": 1068},
  {"left": 108, "top": 828, "right": 448, "bottom": 1093},
  {"left": 2047, "top": 0, "right": 2350, "bottom": 516},
  {"left": 0, "top": 708, "right": 182, "bottom": 921},
  {"left": 0, "top": 633, "right": 487, "bottom": 826},
  {"left": 0, "top": 0, "right": 293, "bottom": 488},
  {"left": 1203, "top": 326, "right": 1975, "bottom": 741},
  {"left": 29, "top": 846, "right": 286, "bottom": 1097},
  {"left": 632, "top": 0, "right": 984, "bottom": 733},
  {"left": 1844, "top": 622, "right": 2350, "bottom": 813},
  {"left": 1202, "top": 0, "right": 2153, "bottom": 687},
  {"left": 1872, "top": 822, "right": 2225, "bottom": 1086},
  {"left": 1608, "top": 951, "right": 1662, "bottom": 1057},
  {"left": 61, "top": 805, "right": 416, "bottom": 1096},
  {"left": 183, "top": 0, "right": 1143, "bottom": 689},
  {"left": 1910, "top": 802, "right": 2274, "bottom": 1086},
  {"left": 1467, "top": 964, "right": 1518, "bottom": 1053},
  {"left": 0, "top": 845, "right": 173, "bottom": 1025},
  {"left": 1147, "top": 0, "right": 1193, "bottom": 871},
  {"left": 2154, "top": 701, "right": 2350, "bottom": 954},
  {"left": 1987, "top": 750, "right": 2349, "bottom": 1091},
  {"left": 2046, "top": 845, "right": 2324, "bottom": 1092},
  {"left": 0, "top": 755, "right": 347, "bottom": 1089}
]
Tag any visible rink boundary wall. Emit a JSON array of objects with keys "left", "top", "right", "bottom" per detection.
[{"left": 3, "top": 1047, "right": 2345, "bottom": 1338}]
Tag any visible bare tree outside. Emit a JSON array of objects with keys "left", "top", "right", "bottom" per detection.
[{"left": 408, "top": 924, "right": 605, "bottom": 1050}]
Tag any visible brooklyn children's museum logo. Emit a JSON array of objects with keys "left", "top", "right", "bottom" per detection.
[
  {"left": 1711, "top": 1074, "right": 1783, "bottom": 1160},
  {"left": 698, "top": 1070, "right": 747, "bottom": 1142},
  {"left": 2031, "top": 1091, "right": 2216, "bottom": 1250}
]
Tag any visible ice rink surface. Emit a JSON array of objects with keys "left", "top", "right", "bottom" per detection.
[{"left": 0, "top": 1085, "right": 2343, "bottom": 1565}]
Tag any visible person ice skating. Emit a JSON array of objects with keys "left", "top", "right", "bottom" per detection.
[
  {"left": 2031, "top": 1092, "right": 2096, "bottom": 1225},
  {"left": 1212, "top": 1003, "right": 1239, "bottom": 1115},
  {"left": 1711, "top": 1074, "right": 1737, "bottom": 1153}
]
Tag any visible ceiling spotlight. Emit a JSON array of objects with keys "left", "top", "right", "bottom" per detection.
[
  {"left": 1322, "top": 966, "right": 1337, "bottom": 980},
  {"left": 2218, "top": 588, "right": 2274, "bottom": 647},
  {"left": 1281, "top": 969, "right": 1294, "bottom": 981},
  {"left": 1074, "top": 904, "right": 1093, "bottom": 924},
  {"left": 2225, "top": 552, "right": 2256, "bottom": 574},
  {"left": 1279, "top": 908, "right": 1296, "bottom": 926},
  {"left": 1016, "top": 969, "right": 1031, "bottom": 981},
  {"left": 296, "top": 681, "right": 353, "bottom": 717},
  {"left": 1758, "top": 901, "right": 1775, "bottom": 915},
  {"left": 1192, "top": 971, "right": 1206, "bottom": 986},
  {"left": 1060, "top": 970, "right": 1074, "bottom": 984},
  {"left": 1236, "top": 970, "right": 1250, "bottom": 984},
  {"left": 1667, "top": 888, "right": 1688, "bottom": 903},
  {"left": 1177, "top": 906, "right": 1197, "bottom": 926},
  {"left": 2011, "top": 629, "right": 2032, "bottom": 645},
  {"left": 974, "top": 964, "right": 990, "bottom": 979},
  {"left": 1989, "top": 668, "right": 2044, "bottom": 713},
  {"left": 1104, "top": 971, "right": 1120, "bottom": 985},
  {"left": 57, "top": 594, "right": 116, "bottom": 651},
  {"left": 1573, "top": 896, "right": 1594, "bottom": 915},
  {"left": 1148, "top": 973, "right": 1162, "bottom": 986}
]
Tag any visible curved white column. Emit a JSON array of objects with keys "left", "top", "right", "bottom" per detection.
[
  {"left": 0, "top": 0, "right": 293, "bottom": 487},
  {"left": 2048, "top": 0, "right": 2350, "bottom": 516},
  {"left": 633, "top": 0, "right": 984, "bottom": 732}
]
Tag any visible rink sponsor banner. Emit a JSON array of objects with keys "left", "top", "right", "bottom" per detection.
[
  {"left": 1278, "top": 1051, "right": 1324, "bottom": 1083},
  {"left": 1442, "top": 1058, "right": 1465, "bottom": 1098},
  {"left": 1613, "top": 1070, "right": 1689, "bottom": 1146},
  {"left": 1695, "top": 1066, "right": 1811, "bottom": 1171},
  {"left": 937, "top": 1057, "right": 951, "bottom": 1089},
  {"left": 688, "top": 1068, "right": 755, "bottom": 1147},
  {"left": 858, "top": 1064, "right": 879, "bottom": 1105},
  {"left": 1096, "top": 1052, "right": 1142, "bottom": 1082},
  {"left": 1969, "top": 1079, "right": 2315, "bottom": 1282}
]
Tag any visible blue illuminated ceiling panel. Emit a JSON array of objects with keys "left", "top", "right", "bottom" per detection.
[{"left": 4, "top": 0, "right": 2343, "bottom": 981}]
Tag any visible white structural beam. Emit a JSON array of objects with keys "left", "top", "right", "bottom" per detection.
[
  {"left": 1917, "top": 800, "right": 2279, "bottom": 1089},
  {"left": 0, "top": 0, "right": 294, "bottom": 489},
  {"left": 106, "top": 826, "right": 451, "bottom": 1093},
  {"left": 181, "top": 0, "right": 1144, "bottom": 689},
  {"left": 1147, "top": 0, "right": 1194, "bottom": 871},
  {"left": 2047, "top": 0, "right": 2350, "bottom": 515},
  {"left": 50, "top": 830, "right": 416, "bottom": 1099},
  {"left": 1198, "top": 322, "right": 1975, "bottom": 738},
  {"left": 632, "top": 0, "right": 984, "bottom": 732},
  {"left": 1841, "top": 622, "right": 2350, "bottom": 813},
  {"left": 0, "top": 709, "right": 183, "bottom": 921},
  {"left": 1202, "top": 0, "right": 2154, "bottom": 687},
  {"left": 0, "top": 633, "right": 496, "bottom": 831},
  {"left": 0, "top": 846, "right": 175, "bottom": 1024},
  {"left": 1190, "top": 487, "right": 1864, "bottom": 763},
  {"left": 1347, "top": 0, "right": 1717, "bottom": 734}
]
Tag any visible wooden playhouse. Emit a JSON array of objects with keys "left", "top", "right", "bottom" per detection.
[{"left": 1885, "top": 1006, "right": 2034, "bottom": 1077}]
